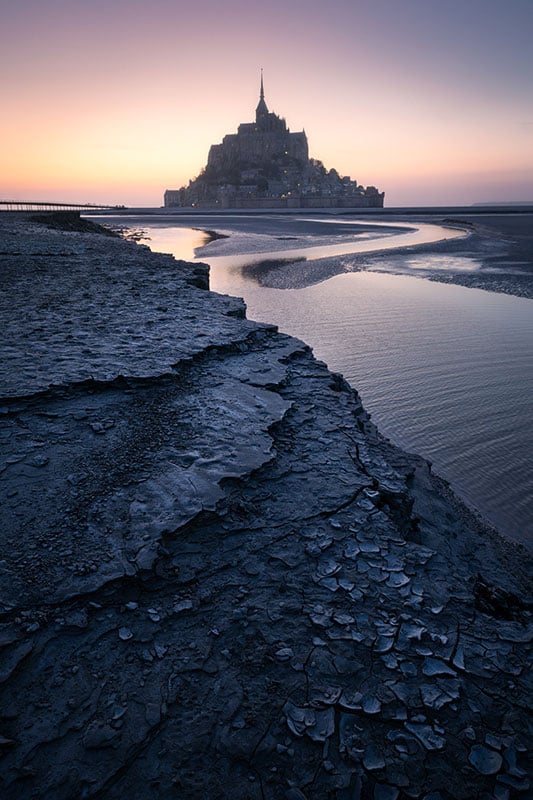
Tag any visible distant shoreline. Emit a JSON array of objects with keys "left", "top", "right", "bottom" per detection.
[{"left": 85, "top": 203, "right": 533, "bottom": 217}]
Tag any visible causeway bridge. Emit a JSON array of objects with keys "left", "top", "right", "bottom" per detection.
[{"left": 0, "top": 201, "right": 125, "bottom": 212}]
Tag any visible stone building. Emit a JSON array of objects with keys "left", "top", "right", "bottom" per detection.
[{"left": 164, "top": 74, "right": 384, "bottom": 209}]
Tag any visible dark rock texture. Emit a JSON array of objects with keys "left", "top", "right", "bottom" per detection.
[{"left": 0, "top": 214, "right": 531, "bottom": 799}]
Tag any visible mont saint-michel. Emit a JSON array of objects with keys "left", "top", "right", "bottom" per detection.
[{"left": 164, "top": 75, "right": 384, "bottom": 210}]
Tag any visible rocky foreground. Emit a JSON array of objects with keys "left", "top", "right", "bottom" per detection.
[{"left": 0, "top": 213, "right": 531, "bottom": 800}]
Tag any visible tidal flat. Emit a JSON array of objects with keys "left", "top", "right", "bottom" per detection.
[
  {"left": 135, "top": 212, "right": 533, "bottom": 549},
  {"left": 194, "top": 212, "right": 533, "bottom": 298},
  {"left": 0, "top": 212, "right": 531, "bottom": 800}
]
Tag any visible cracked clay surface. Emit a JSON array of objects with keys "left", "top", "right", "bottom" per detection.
[{"left": 0, "top": 214, "right": 531, "bottom": 800}]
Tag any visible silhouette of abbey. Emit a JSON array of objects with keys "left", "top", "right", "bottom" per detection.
[{"left": 164, "top": 74, "right": 384, "bottom": 209}]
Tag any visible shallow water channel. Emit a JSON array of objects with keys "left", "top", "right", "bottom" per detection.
[{"left": 114, "top": 216, "right": 532, "bottom": 550}]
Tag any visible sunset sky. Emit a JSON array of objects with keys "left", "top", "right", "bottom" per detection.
[{"left": 1, "top": 0, "right": 532, "bottom": 207}]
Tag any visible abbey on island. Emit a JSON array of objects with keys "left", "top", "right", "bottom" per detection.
[{"left": 164, "top": 74, "right": 384, "bottom": 209}]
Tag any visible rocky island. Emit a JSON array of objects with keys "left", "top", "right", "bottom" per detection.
[
  {"left": 0, "top": 212, "right": 531, "bottom": 799},
  {"left": 164, "top": 74, "right": 384, "bottom": 210}
]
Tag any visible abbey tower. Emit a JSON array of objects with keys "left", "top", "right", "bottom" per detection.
[{"left": 164, "top": 74, "right": 384, "bottom": 209}]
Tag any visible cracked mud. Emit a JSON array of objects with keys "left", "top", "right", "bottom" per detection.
[{"left": 0, "top": 214, "right": 531, "bottom": 800}]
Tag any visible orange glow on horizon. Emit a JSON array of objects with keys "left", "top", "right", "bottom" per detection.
[{"left": 1, "top": 0, "right": 532, "bottom": 207}]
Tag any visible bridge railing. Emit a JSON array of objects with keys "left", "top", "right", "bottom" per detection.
[{"left": 0, "top": 201, "right": 126, "bottom": 212}]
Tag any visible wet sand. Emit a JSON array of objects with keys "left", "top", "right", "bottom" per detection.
[{"left": 199, "top": 213, "right": 533, "bottom": 298}]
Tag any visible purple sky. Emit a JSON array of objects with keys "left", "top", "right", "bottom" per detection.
[{"left": 1, "top": 0, "right": 532, "bottom": 206}]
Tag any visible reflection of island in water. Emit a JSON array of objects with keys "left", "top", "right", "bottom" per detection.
[{"left": 164, "top": 72, "right": 384, "bottom": 209}]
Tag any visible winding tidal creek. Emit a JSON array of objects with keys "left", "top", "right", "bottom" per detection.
[{"left": 117, "top": 214, "right": 532, "bottom": 549}]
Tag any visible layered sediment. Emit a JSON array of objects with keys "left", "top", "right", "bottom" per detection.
[{"left": 0, "top": 214, "right": 531, "bottom": 799}]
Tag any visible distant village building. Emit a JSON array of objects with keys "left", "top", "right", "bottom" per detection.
[{"left": 164, "top": 74, "right": 384, "bottom": 209}]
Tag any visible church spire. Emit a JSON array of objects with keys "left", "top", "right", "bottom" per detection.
[{"left": 256, "top": 68, "right": 269, "bottom": 120}]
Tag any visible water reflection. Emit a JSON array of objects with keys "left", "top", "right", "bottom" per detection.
[
  {"left": 142, "top": 226, "right": 211, "bottom": 262},
  {"left": 196, "top": 220, "right": 467, "bottom": 269},
  {"left": 119, "top": 217, "right": 532, "bottom": 550},
  {"left": 395, "top": 255, "right": 480, "bottom": 272},
  {"left": 230, "top": 270, "right": 533, "bottom": 550}
]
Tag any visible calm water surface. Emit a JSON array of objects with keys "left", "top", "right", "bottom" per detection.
[{"left": 127, "top": 217, "right": 532, "bottom": 550}]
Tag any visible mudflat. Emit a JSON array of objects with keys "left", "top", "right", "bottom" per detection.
[
  {"left": 0, "top": 213, "right": 531, "bottom": 800},
  {"left": 220, "top": 212, "right": 533, "bottom": 297}
]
